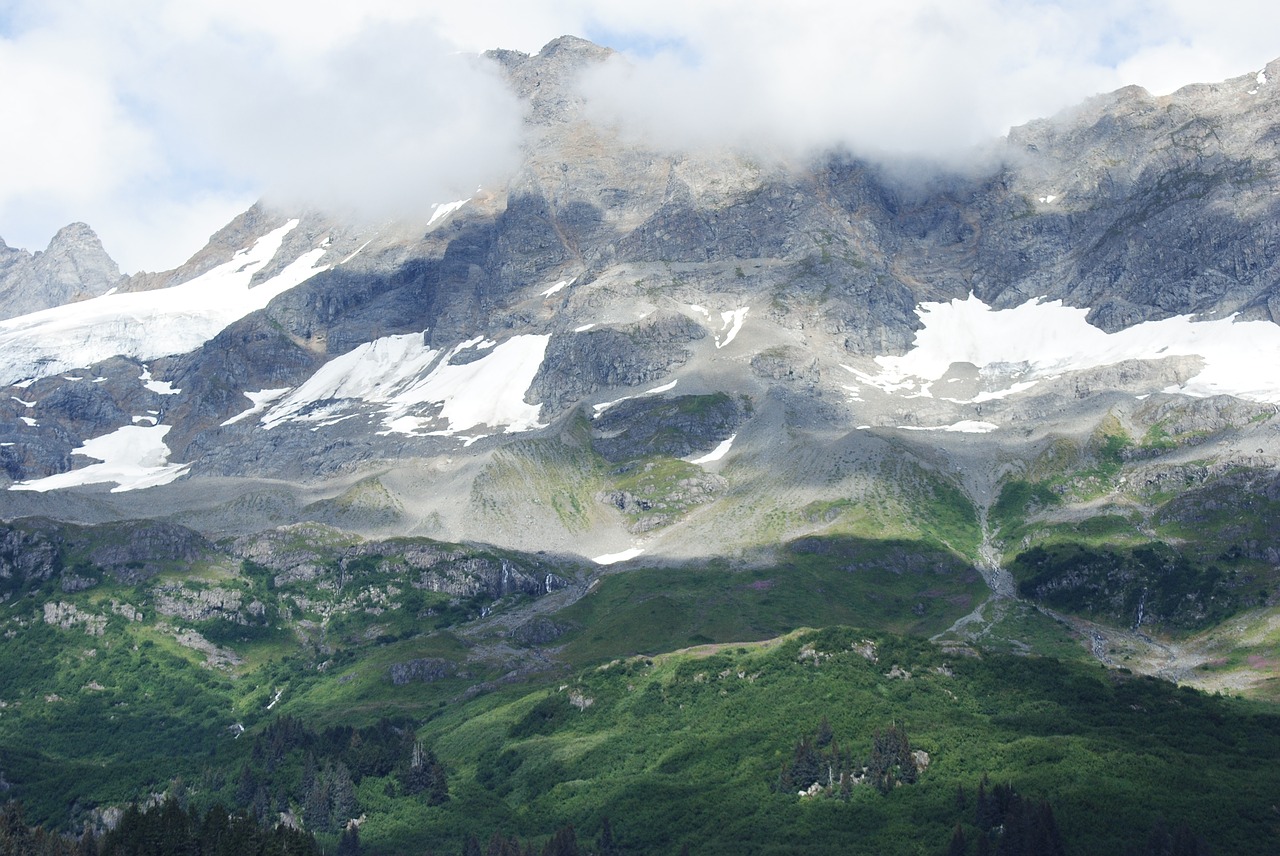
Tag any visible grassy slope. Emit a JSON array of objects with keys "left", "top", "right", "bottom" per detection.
[{"left": 377, "top": 629, "right": 1280, "bottom": 855}]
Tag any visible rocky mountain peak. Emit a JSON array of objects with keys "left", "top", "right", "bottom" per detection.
[
  {"left": 486, "top": 35, "right": 614, "bottom": 126},
  {"left": 0, "top": 221, "right": 122, "bottom": 320}
]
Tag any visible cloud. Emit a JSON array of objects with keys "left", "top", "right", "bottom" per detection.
[
  {"left": 0, "top": 1, "right": 531, "bottom": 271},
  {"left": 571, "top": 1, "right": 1280, "bottom": 163},
  {"left": 2, "top": 1, "right": 1279, "bottom": 273},
  {"left": 145, "top": 20, "right": 526, "bottom": 223}
]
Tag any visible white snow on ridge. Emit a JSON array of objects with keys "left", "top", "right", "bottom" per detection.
[
  {"left": 861, "top": 294, "right": 1280, "bottom": 404},
  {"left": 688, "top": 433, "right": 736, "bottom": 464},
  {"left": 593, "top": 547, "right": 644, "bottom": 565},
  {"left": 0, "top": 220, "right": 328, "bottom": 387},
  {"left": 262, "top": 332, "right": 550, "bottom": 437},
  {"left": 427, "top": 199, "right": 468, "bottom": 228},
  {"left": 541, "top": 280, "right": 569, "bottom": 297},
  {"left": 593, "top": 379, "right": 678, "bottom": 417},
  {"left": 10, "top": 425, "right": 189, "bottom": 493},
  {"left": 222, "top": 388, "right": 291, "bottom": 426}
]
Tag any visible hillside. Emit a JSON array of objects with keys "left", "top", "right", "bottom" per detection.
[{"left": 1, "top": 36, "right": 1280, "bottom": 854}]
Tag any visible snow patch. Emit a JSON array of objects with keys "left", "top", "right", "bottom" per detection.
[
  {"left": 541, "top": 280, "right": 569, "bottom": 297},
  {"left": 716, "top": 308, "right": 749, "bottom": 349},
  {"left": 858, "top": 294, "right": 1280, "bottom": 404},
  {"left": 0, "top": 220, "right": 329, "bottom": 386},
  {"left": 593, "top": 379, "right": 679, "bottom": 418},
  {"left": 262, "top": 333, "right": 550, "bottom": 437},
  {"left": 689, "top": 434, "right": 736, "bottom": 464},
  {"left": 138, "top": 366, "right": 181, "bottom": 395},
  {"left": 427, "top": 199, "right": 468, "bottom": 228},
  {"left": 574, "top": 324, "right": 596, "bottom": 332},
  {"left": 222, "top": 388, "right": 291, "bottom": 426},
  {"left": 10, "top": 397, "right": 35, "bottom": 408},
  {"left": 10, "top": 425, "right": 189, "bottom": 493},
  {"left": 340, "top": 240, "right": 371, "bottom": 265},
  {"left": 897, "top": 421, "right": 999, "bottom": 434},
  {"left": 593, "top": 548, "right": 644, "bottom": 565},
  {"left": 1259, "top": 70, "right": 1268, "bottom": 85},
  {"left": 20, "top": 416, "right": 37, "bottom": 427}
]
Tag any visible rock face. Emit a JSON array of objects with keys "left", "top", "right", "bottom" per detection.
[
  {"left": 1, "top": 39, "right": 1280, "bottom": 578},
  {"left": 0, "top": 224, "right": 122, "bottom": 320}
]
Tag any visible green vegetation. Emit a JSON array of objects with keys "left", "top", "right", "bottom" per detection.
[
  {"left": 1012, "top": 542, "right": 1244, "bottom": 630},
  {"left": 554, "top": 537, "right": 984, "bottom": 664},
  {"left": 344, "top": 629, "right": 1280, "bottom": 853},
  {"left": 4, "top": 425, "right": 1280, "bottom": 855}
]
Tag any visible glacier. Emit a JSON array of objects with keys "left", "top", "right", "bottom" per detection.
[{"left": 0, "top": 220, "right": 328, "bottom": 386}]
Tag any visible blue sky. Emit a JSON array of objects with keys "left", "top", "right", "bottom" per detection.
[{"left": 1, "top": 0, "right": 1277, "bottom": 273}]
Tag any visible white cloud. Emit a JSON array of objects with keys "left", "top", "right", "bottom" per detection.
[
  {"left": 573, "top": 1, "right": 1280, "bottom": 162},
  {"left": 1, "top": 1, "right": 1278, "bottom": 272},
  {"left": 146, "top": 19, "right": 526, "bottom": 223}
]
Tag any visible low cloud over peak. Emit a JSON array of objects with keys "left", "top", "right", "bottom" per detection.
[{"left": 2, "top": 1, "right": 1279, "bottom": 272}]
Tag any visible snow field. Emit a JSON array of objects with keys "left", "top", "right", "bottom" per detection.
[
  {"left": 688, "top": 434, "right": 737, "bottom": 464},
  {"left": 10, "top": 424, "right": 189, "bottom": 493},
  {"left": 858, "top": 294, "right": 1280, "bottom": 405},
  {"left": 262, "top": 332, "right": 551, "bottom": 436},
  {"left": 0, "top": 220, "right": 329, "bottom": 386},
  {"left": 593, "top": 547, "right": 644, "bottom": 565}
]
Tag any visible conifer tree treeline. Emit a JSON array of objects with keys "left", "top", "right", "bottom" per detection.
[
  {"left": 231, "top": 715, "right": 447, "bottom": 833},
  {"left": 99, "top": 799, "right": 321, "bottom": 856},
  {"left": 775, "top": 718, "right": 919, "bottom": 797}
]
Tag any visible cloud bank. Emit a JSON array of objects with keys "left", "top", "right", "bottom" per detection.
[{"left": 1, "top": 1, "right": 1279, "bottom": 272}]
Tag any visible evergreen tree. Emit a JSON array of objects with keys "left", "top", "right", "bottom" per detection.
[
  {"left": 868, "top": 722, "right": 917, "bottom": 794},
  {"left": 304, "top": 774, "right": 331, "bottom": 832},
  {"left": 540, "top": 824, "right": 579, "bottom": 856},
  {"left": 947, "top": 824, "right": 968, "bottom": 856},
  {"left": 234, "top": 764, "right": 257, "bottom": 807},
  {"left": 331, "top": 762, "right": 359, "bottom": 827},
  {"left": 596, "top": 817, "right": 619, "bottom": 856},
  {"left": 337, "top": 824, "right": 361, "bottom": 856},
  {"left": 815, "top": 716, "right": 834, "bottom": 749}
]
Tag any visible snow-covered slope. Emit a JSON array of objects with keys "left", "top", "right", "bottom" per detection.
[
  {"left": 847, "top": 295, "right": 1280, "bottom": 405},
  {"left": 256, "top": 332, "right": 550, "bottom": 437},
  {"left": 0, "top": 220, "right": 328, "bottom": 386},
  {"left": 10, "top": 424, "right": 188, "bottom": 493}
]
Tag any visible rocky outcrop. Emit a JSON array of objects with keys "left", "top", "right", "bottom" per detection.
[
  {"left": 0, "top": 224, "right": 122, "bottom": 320},
  {"left": 0, "top": 522, "right": 61, "bottom": 594},
  {"left": 153, "top": 584, "right": 265, "bottom": 624},
  {"left": 530, "top": 313, "right": 706, "bottom": 414},
  {"left": 591, "top": 393, "right": 749, "bottom": 462},
  {"left": 233, "top": 526, "right": 567, "bottom": 600},
  {"left": 388, "top": 658, "right": 462, "bottom": 685},
  {"left": 85, "top": 521, "right": 212, "bottom": 584}
]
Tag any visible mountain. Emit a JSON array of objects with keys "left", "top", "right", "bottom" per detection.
[
  {"left": 1, "top": 37, "right": 1280, "bottom": 852},
  {"left": 0, "top": 223, "right": 122, "bottom": 320}
]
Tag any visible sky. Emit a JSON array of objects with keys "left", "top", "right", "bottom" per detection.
[{"left": 1, "top": 0, "right": 1278, "bottom": 273}]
